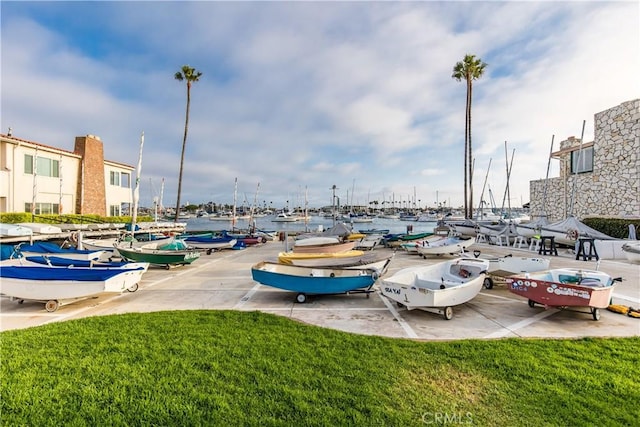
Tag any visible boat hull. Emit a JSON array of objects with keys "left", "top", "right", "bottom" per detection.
[
  {"left": 506, "top": 269, "right": 616, "bottom": 309},
  {"left": 380, "top": 258, "right": 490, "bottom": 311},
  {"left": 251, "top": 261, "right": 379, "bottom": 295},
  {"left": 0, "top": 266, "right": 144, "bottom": 300},
  {"left": 622, "top": 242, "right": 640, "bottom": 263},
  {"left": 485, "top": 256, "right": 551, "bottom": 276},
  {"left": 292, "top": 240, "right": 356, "bottom": 253},
  {"left": 416, "top": 237, "right": 475, "bottom": 256},
  {"left": 116, "top": 246, "right": 200, "bottom": 267}
]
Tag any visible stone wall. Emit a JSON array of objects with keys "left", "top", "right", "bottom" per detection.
[{"left": 529, "top": 99, "right": 640, "bottom": 222}]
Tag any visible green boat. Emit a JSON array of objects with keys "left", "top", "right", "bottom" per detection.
[{"left": 115, "top": 240, "right": 201, "bottom": 269}]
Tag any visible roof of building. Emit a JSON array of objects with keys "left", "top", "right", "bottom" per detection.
[{"left": 0, "top": 133, "right": 134, "bottom": 169}]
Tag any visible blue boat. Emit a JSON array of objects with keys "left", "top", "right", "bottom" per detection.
[
  {"left": 24, "top": 255, "right": 146, "bottom": 270},
  {"left": 0, "top": 265, "right": 146, "bottom": 311},
  {"left": 18, "top": 241, "right": 106, "bottom": 261},
  {"left": 251, "top": 261, "right": 381, "bottom": 303}
]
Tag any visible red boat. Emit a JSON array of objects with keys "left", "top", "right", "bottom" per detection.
[{"left": 505, "top": 268, "right": 621, "bottom": 321}]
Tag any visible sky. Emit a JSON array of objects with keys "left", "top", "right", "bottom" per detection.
[{"left": 2, "top": 1, "right": 639, "bottom": 212}]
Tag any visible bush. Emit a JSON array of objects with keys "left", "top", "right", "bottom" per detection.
[{"left": 582, "top": 217, "right": 640, "bottom": 239}]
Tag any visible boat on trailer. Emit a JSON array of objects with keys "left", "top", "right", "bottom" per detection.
[
  {"left": 505, "top": 268, "right": 622, "bottom": 321},
  {"left": 0, "top": 265, "right": 146, "bottom": 312},
  {"left": 380, "top": 258, "right": 490, "bottom": 320},
  {"left": 115, "top": 240, "right": 200, "bottom": 268},
  {"left": 251, "top": 260, "right": 383, "bottom": 303},
  {"left": 473, "top": 252, "right": 551, "bottom": 289},
  {"left": 415, "top": 236, "right": 475, "bottom": 257}
]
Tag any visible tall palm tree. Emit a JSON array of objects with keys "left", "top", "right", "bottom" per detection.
[
  {"left": 174, "top": 65, "right": 202, "bottom": 222},
  {"left": 452, "top": 54, "right": 487, "bottom": 219}
]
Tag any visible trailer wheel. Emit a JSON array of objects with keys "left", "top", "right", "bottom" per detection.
[
  {"left": 127, "top": 283, "right": 139, "bottom": 293},
  {"left": 18, "top": 299, "right": 24, "bottom": 304},
  {"left": 295, "top": 293, "right": 307, "bottom": 304},
  {"left": 591, "top": 307, "right": 601, "bottom": 321},
  {"left": 483, "top": 277, "right": 494, "bottom": 289},
  {"left": 528, "top": 299, "right": 536, "bottom": 308},
  {"left": 45, "top": 300, "right": 59, "bottom": 312},
  {"left": 443, "top": 306, "right": 453, "bottom": 320},
  {"left": 206, "top": 249, "right": 213, "bottom": 255}
]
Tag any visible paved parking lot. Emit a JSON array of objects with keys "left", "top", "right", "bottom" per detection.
[{"left": 2, "top": 239, "right": 639, "bottom": 339}]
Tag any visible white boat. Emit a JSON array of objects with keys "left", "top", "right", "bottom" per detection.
[
  {"left": 292, "top": 238, "right": 356, "bottom": 254},
  {"left": 182, "top": 235, "right": 237, "bottom": 253},
  {"left": 271, "top": 212, "right": 298, "bottom": 222},
  {"left": 0, "top": 265, "right": 146, "bottom": 312},
  {"left": 476, "top": 254, "right": 551, "bottom": 289},
  {"left": 446, "top": 219, "right": 478, "bottom": 237},
  {"left": 18, "top": 242, "right": 106, "bottom": 261},
  {"left": 415, "top": 236, "right": 475, "bottom": 257},
  {"left": 400, "top": 235, "right": 447, "bottom": 253},
  {"left": 621, "top": 242, "right": 640, "bottom": 263},
  {"left": 0, "top": 223, "right": 33, "bottom": 237},
  {"left": 539, "top": 216, "right": 614, "bottom": 246},
  {"left": 279, "top": 251, "right": 392, "bottom": 271},
  {"left": 17, "top": 222, "right": 63, "bottom": 234},
  {"left": 355, "top": 234, "right": 384, "bottom": 250},
  {"left": 82, "top": 236, "right": 175, "bottom": 255},
  {"left": 380, "top": 258, "right": 490, "bottom": 319}
]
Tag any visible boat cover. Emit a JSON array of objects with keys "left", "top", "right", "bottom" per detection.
[
  {"left": 25, "top": 256, "right": 129, "bottom": 268},
  {"left": 543, "top": 216, "right": 614, "bottom": 240},
  {"left": 20, "top": 242, "right": 99, "bottom": 254},
  {"left": 0, "top": 266, "right": 134, "bottom": 281}
]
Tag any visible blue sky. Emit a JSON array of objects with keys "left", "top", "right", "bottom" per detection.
[{"left": 2, "top": 1, "right": 638, "bottom": 211}]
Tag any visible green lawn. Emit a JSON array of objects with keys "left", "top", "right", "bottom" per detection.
[{"left": 2, "top": 310, "right": 638, "bottom": 426}]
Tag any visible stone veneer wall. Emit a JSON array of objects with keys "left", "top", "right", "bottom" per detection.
[
  {"left": 74, "top": 135, "right": 107, "bottom": 215},
  {"left": 530, "top": 99, "right": 639, "bottom": 222}
]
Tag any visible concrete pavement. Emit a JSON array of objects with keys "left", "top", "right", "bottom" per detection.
[{"left": 2, "top": 239, "right": 639, "bottom": 339}]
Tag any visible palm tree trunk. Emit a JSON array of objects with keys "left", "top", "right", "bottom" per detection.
[
  {"left": 463, "top": 93, "right": 469, "bottom": 219},
  {"left": 467, "top": 79, "right": 473, "bottom": 220},
  {"left": 464, "top": 79, "right": 472, "bottom": 218},
  {"left": 175, "top": 82, "right": 191, "bottom": 221}
]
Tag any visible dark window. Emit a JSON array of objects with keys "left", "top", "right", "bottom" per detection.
[{"left": 571, "top": 147, "right": 593, "bottom": 173}]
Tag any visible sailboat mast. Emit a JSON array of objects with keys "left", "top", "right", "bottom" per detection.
[
  {"left": 58, "top": 153, "right": 63, "bottom": 214},
  {"left": 232, "top": 177, "right": 238, "bottom": 229},
  {"left": 249, "top": 182, "right": 260, "bottom": 231},
  {"left": 541, "top": 135, "right": 554, "bottom": 219},
  {"left": 477, "top": 158, "right": 492, "bottom": 218},
  {"left": 31, "top": 146, "right": 38, "bottom": 220},
  {"left": 568, "top": 120, "right": 586, "bottom": 217},
  {"left": 131, "top": 132, "right": 145, "bottom": 233},
  {"left": 159, "top": 178, "right": 165, "bottom": 219}
]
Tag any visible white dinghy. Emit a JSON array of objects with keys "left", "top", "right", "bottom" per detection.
[{"left": 380, "top": 258, "right": 490, "bottom": 320}]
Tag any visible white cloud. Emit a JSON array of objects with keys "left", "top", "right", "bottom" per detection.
[{"left": 1, "top": 1, "right": 638, "bottom": 210}]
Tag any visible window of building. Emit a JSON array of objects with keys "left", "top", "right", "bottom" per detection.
[
  {"left": 24, "top": 154, "right": 33, "bottom": 174},
  {"left": 110, "top": 171, "right": 120, "bottom": 186},
  {"left": 24, "top": 202, "right": 60, "bottom": 214},
  {"left": 109, "top": 204, "right": 121, "bottom": 216},
  {"left": 24, "top": 154, "right": 59, "bottom": 177},
  {"left": 571, "top": 147, "right": 594, "bottom": 174},
  {"left": 121, "top": 172, "right": 131, "bottom": 188}
]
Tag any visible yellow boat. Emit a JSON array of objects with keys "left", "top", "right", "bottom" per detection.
[
  {"left": 278, "top": 250, "right": 365, "bottom": 265},
  {"left": 347, "top": 233, "right": 366, "bottom": 241}
]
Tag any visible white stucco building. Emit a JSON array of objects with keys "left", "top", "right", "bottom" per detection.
[{"left": 0, "top": 133, "right": 134, "bottom": 216}]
